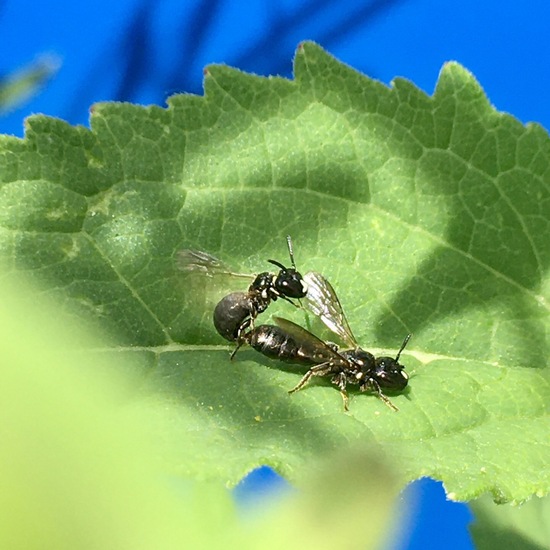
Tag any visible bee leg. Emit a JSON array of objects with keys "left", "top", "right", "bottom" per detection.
[
  {"left": 230, "top": 339, "right": 244, "bottom": 360},
  {"left": 288, "top": 363, "right": 332, "bottom": 394},
  {"left": 340, "top": 391, "right": 349, "bottom": 412},
  {"left": 361, "top": 378, "right": 398, "bottom": 412},
  {"left": 331, "top": 372, "right": 350, "bottom": 411},
  {"left": 230, "top": 318, "right": 253, "bottom": 360},
  {"left": 280, "top": 295, "right": 299, "bottom": 308},
  {"left": 378, "top": 393, "right": 398, "bottom": 412}
]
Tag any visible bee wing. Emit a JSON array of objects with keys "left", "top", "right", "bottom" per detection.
[
  {"left": 273, "top": 317, "right": 346, "bottom": 364},
  {"left": 302, "top": 271, "right": 358, "bottom": 348},
  {"left": 176, "top": 249, "right": 251, "bottom": 278}
]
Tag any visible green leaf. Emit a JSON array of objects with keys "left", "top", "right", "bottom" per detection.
[
  {"left": 470, "top": 495, "right": 550, "bottom": 550},
  {"left": 0, "top": 41, "right": 548, "bottom": 503},
  {"left": 0, "top": 275, "right": 235, "bottom": 548},
  {"left": 0, "top": 273, "right": 400, "bottom": 549}
]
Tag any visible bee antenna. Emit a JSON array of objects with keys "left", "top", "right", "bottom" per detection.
[
  {"left": 286, "top": 235, "right": 297, "bottom": 269},
  {"left": 395, "top": 334, "right": 412, "bottom": 362},
  {"left": 267, "top": 258, "right": 287, "bottom": 271}
]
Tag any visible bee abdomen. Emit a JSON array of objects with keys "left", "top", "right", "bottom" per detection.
[
  {"left": 213, "top": 292, "right": 255, "bottom": 341},
  {"left": 248, "top": 326, "right": 304, "bottom": 363}
]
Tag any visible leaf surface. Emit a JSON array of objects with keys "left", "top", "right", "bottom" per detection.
[{"left": 0, "top": 42, "right": 548, "bottom": 503}]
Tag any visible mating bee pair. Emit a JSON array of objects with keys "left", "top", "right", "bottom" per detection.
[{"left": 178, "top": 237, "right": 410, "bottom": 411}]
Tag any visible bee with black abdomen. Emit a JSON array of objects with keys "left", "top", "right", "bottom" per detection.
[
  {"left": 177, "top": 236, "right": 307, "bottom": 344},
  {"left": 236, "top": 271, "right": 411, "bottom": 411},
  {"left": 240, "top": 315, "right": 409, "bottom": 411},
  {"left": 300, "top": 271, "right": 411, "bottom": 409}
]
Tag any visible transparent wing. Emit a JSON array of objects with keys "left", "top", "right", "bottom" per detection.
[
  {"left": 176, "top": 249, "right": 251, "bottom": 278},
  {"left": 273, "top": 317, "right": 345, "bottom": 364},
  {"left": 302, "top": 271, "right": 358, "bottom": 348}
]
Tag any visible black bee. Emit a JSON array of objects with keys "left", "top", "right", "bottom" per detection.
[
  {"left": 238, "top": 272, "right": 411, "bottom": 411},
  {"left": 177, "top": 236, "right": 307, "bottom": 344},
  {"left": 300, "top": 271, "right": 411, "bottom": 409}
]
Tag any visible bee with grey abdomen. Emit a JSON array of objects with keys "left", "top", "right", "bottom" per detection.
[
  {"left": 177, "top": 236, "right": 307, "bottom": 344},
  {"left": 240, "top": 316, "right": 410, "bottom": 411}
]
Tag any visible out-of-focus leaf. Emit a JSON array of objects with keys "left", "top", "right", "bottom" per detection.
[
  {"left": 470, "top": 494, "right": 550, "bottom": 550},
  {"left": 0, "top": 55, "right": 60, "bottom": 114}
]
